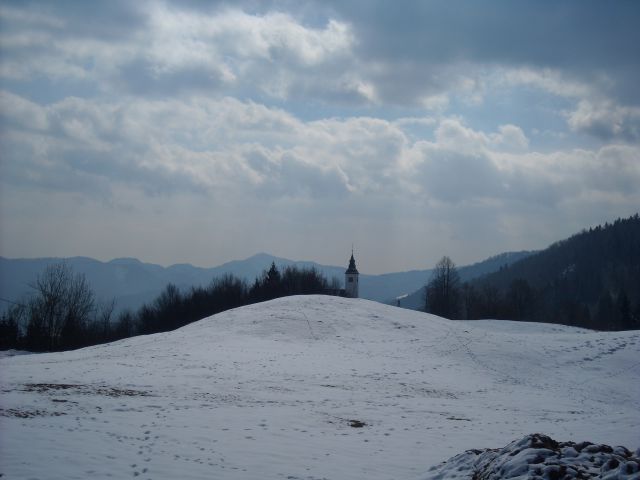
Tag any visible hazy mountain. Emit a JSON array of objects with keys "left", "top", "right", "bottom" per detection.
[
  {"left": 0, "top": 256, "right": 186, "bottom": 313},
  {"left": 0, "top": 251, "right": 530, "bottom": 315},
  {"left": 0, "top": 254, "right": 341, "bottom": 314}
]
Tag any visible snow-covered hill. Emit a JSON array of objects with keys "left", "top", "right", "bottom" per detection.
[{"left": 1, "top": 296, "right": 638, "bottom": 479}]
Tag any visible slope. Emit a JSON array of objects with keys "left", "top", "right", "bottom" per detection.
[{"left": 1, "top": 296, "right": 638, "bottom": 479}]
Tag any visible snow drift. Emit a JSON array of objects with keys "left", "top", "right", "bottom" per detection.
[{"left": 1, "top": 295, "right": 638, "bottom": 479}]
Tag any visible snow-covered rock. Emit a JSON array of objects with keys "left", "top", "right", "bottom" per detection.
[
  {"left": 1, "top": 296, "right": 638, "bottom": 479},
  {"left": 422, "top": 433, "right": 640, "bottom": 480}
]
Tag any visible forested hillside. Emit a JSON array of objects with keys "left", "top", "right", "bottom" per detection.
[
  {"left": 395, "top": 251, "right": 532, "bottom": 310},
  {"left": 0, "top": 263, "right": 334, "bottom": 352},
  {"left": 465, "top": 215, "right": 640, "bottom": 330}
]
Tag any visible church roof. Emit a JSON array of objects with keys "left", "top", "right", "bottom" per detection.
[{"left": 345, "top": 253, "right": 359, "bottom": 274}]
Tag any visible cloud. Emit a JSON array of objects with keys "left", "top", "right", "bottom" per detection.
[
  {"left": 0, "top": 4, "right": 357, "bottom": 103},
  {"left": 0, "top": 91, "right": 48, "bottom": 131},
  {"left": 500, "top": 68, "right": 640, "bottom": 142},
  {"left": 491, "top": 125, "right": 529, "bottom": 151},
  {"left": 567, "top": 100, "right": 640, "bottom": 141},
  {"left": 582, "top": 145, "right": 640, "bottom": 196},
  {"left": 0, "top": 93, "right": 402, "bottom": 200},
  {"left": 2, "top": 0, "right": 639, "bottom": 135},
  {"left": 429, "top": 119, "right": 528, "bottom": 155},
  {"left": 2, "top": 90, "right": 637, "bottom": 210},
  {"left": 502, "top": 67, "right": 591, "bottom": 99},
  {"left": 1, "top": 1, "right": 639, "bottom": 269},
  {"left": 401, "top": 117, "right": 640, "bottom": 212}
]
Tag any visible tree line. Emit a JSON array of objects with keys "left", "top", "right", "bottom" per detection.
[
  {"left": 0, "top": 262, "right": 336, "bottom": 352},
  {"left": 424, "top": 215, "right": 640, "bottom": 331}
]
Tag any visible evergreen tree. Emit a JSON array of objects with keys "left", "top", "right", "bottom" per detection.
[
  {"left": 596, "top": 291, "right": 615, "bottom": 330},
  {"left": 616, "top": 290, "right": 633, "bottom": 330},
  {"left": 506, "top": 279, "right": 534, "bottom": 320}
]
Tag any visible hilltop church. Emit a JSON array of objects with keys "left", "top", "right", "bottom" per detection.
[
  {"left": 344, "top": 251, "right": 359, "bottom": 298},
  {"left": 323, "top": 251, "right": 360, "bottom": 298}
]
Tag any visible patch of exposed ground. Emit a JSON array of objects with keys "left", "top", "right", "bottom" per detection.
[{"left": 22, "top": 383, "right": 151, "bottom": 397}]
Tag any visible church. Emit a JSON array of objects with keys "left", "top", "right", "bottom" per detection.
[
  {"left": 323, "top": 251, "right": 360, "bottom": 298},
  {"left": 344, "top": 250, "right": 359, "bottom": 298}
]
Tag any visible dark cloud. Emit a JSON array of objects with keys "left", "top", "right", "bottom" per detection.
[
  {"left": 332, "top": 1, "right": 640, "bottom": 69},
  {"left": 1, "top": 0, "right": 147, "bottom": 41},
  {"left": 318, "top": 1, "right": 640, "bottom": 106}
]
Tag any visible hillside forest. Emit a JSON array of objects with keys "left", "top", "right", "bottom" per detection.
[{"left": 425, "top": 215, "right": 640, "bottom": 331}]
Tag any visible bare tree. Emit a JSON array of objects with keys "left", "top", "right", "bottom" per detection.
[
  {"left": 425, "top": 256, "right": 460, "bottom": 319},
  {"left": 27, "top": 262, "right": 95, "bottom": 350},
  {"left": 113, "top": 309, "right": 135, "bottom": 339},
  {"left": 94, "top": 299, "right": 116, "bottom": 341}
]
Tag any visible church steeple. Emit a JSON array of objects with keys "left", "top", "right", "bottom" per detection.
[
  {"left": 346, "top": 251, "right": 359, "bottom": 274},
  {"left": 344, "top": 248, "right": 359, "bottom": 297}
]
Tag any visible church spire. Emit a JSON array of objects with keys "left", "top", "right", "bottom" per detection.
[
  {"left": 346, "top": 250, "right": 358, "bottom": 274},
  {"left": 345, "top": 247, "right": 360, "bottom": 298}
]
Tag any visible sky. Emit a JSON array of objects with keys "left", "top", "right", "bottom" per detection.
[{"left": 1, "top": 0, "right": 639, "bottom": 274}]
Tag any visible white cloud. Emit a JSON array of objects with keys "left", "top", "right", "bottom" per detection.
[
  {"left": 2, "top": 87, "right": 639, "bottom": 269},
  {"left": 503, "top": 67, "right": 591, "bottom": 98},
  {"left": 567, "top": 99, "right": 640, "bottom": 141},
  {"left": 490, "top": 125, "right": 529, "bottom": 151},
  {"left": 0, "top": 91, "right": 49, "bottom": 131},
  {"left": 498, "top": 67, "right": 640, "bottom": 142},
  {"left": 393, "top": 117, "right": 437, "bottom": 128},
  {"left": 145, "top": 8, "right": 353, "bottom": 78},
  {"left": 419, "top": 94, "right": 449, "bottom": 111},
  {"left": 3, "top": 93, "right": 636, "bottom": 212},
  {"left": 0, "top": 5, "right": 356, "bottom": 102},
  {"left": 434, "top": 118, "right": 489, "bottom": 154}
]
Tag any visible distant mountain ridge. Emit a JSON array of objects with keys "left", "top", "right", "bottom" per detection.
[{"left": 0, "top": 251, "right": 532, "bottom": 315}]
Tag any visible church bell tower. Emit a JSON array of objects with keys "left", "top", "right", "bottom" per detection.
[{"left": 345, "top": 249, "right": 359, "bottom": 298}]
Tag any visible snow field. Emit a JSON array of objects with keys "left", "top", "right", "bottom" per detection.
[{"left": 1, "top": 295, "right": 638, "bottom": 479}]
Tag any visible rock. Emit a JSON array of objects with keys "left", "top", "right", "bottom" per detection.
[{"left": 422, "top": 433, "right": 640, "bottom": 479}]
